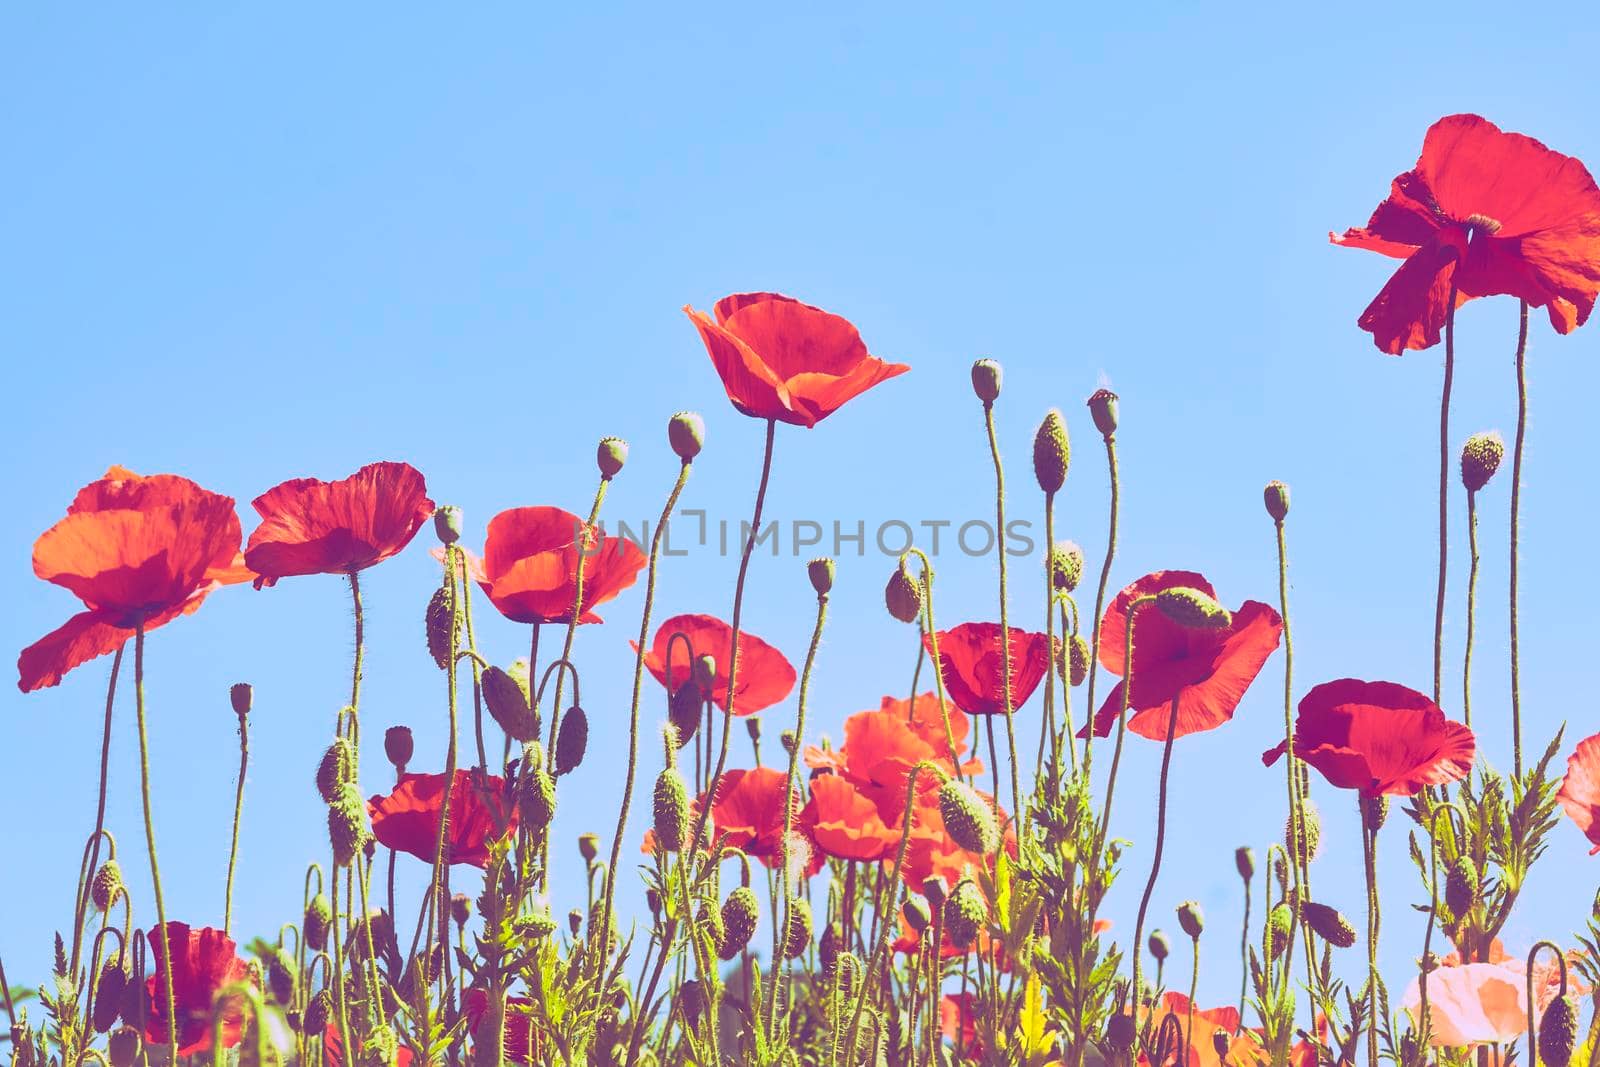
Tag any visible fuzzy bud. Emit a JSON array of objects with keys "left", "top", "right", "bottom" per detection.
[
  {"left": 315, "top": 737, "right": 354, "bottom": 803},
  {"left": 668, "top": 411, "right": 705, "bottom": 462},
  {"left": 1444, "top": 855, "right": 1478, "bottom": 919},
  {"left": 303, "top": 990, "right": 331, "bottom": 1036},
  {"left": 483, "top": 661, "right": 539, "bottom": 742},
  {"left": 578, "top": 833, "right": 600, "bottom": 864},
  {"left": 680, "top": 980, "right": 705, "bottom": 1028},
  {"left": 1235, "top": 846, "right": 1255, "bottom": 882},
  {"left": 691, "top": 654, "right": 716, "bottom": 692},
  {"left": 938, "top": 780, "right": 1000, "bottom": 855},
  {"left": 91, "top": 860, "right": 123, "bottom": 912},
  {"left": 1288, "top": 800, "right": 1322, "bottom": 865},
  {"left": 783, "top": 897, "right": 813, "bottom": 960},
  {"left": 885, "top": 563, "right": 922, "bottom": 624},
  {"left": 944, "top": 879, "right": 987, "bottom": 947},
  {"left": 328, "top": 782, "right": 370, "bottom": 866},
  {"left": 519, "top": 752, "right": 558, "bottom": 840},
  {"left": 1298, "top": 900, "right": 1356, "bottom": 948},
  {"left": 922, "top": 877, "right": 949, "bottom": 909},
  {"left": 1148, "top": 929, "right": 1171, "bottom": 961},
  {"left": 808, "top": 557, "right": 835, "bottom": 596},
  {"left": 1460, "top": 432, "right": 1505, "bottom": 493},
  {"left": 1155, "top": 587, "right": 1232, "bottom": 630},
  {"left": 696, "top": 898, "right": 724, "bottom": 951},
  {"left": 433, "top": 505, "right": 463, "bottom": 545},
  {"left": 1264, "top": 481, "right": 1290, "bottom": 522},
  {"left": 518, "top": 911, "right": 557, "bottom": 941},
  {"left": 555, "top": 706, "right": 589, "bottom": 776},
  {"left": 1540, "top": 995, "right": 1578, "bottom": 1067},
  {"left": 669, "top": 683, "right": 703, "bottom": 746},
  {"left": 92, "top": 960, "right": 128, "bottom": 1032},
  {"left": 1106, "top": 1013, "right": 1136, "bottom": 1053},
  {"left": 902, "top": 896, "right": 931, "bottom": 933},
  {"left": 1266, "top": 903, "right": 1292, "bottom": 959},
  {"left": 266, "top": 947, "right": 296, "bottom": 1005},
  {"left": 451, "top": 893, "right": 473, "bottom": 927},
  {"left": 1033, "top": 409, "right": 1071, "bottom": 494},
  {"left": 1050, "top": 541, "right": 1085, "bottom": 592},
  {"left": 719, "top": 887, "right": 760, "bottom": 957},
  {"left": 1361, "top": 795, "right": 1389, "bottom": 833},
  {"left": 425, "top": 585, "right": 455, "bottom": 671},
  {"left": 108, "top": 1027, "right": 141, "bottom": 1067},
  {"left": 653, "top": 767, "right": 689, "bottom": 852},
  {"left": 970, "top": 359, "right": 1002, "bottom": 403},
  {"left": 229, "top": 683, "right": 252, "bottom": 717},
  {"left": 1068, "top": 634, "right": 1090, "bottom": 687},
  {"left": 304, "top": 893, "right": 332, "bottom": 950},
  {"left": 383, "top": 725, "right": 413, "bottom": 770},
  {"left": 1088, "top": 389, "right": 1119, "bottom": 436},
  {"left": 1177, "top": 900, "right": 1204, "bottom": 939},
  {"left": 596, "top": 437, "right": 628, "bottom": 480},
  {"left": 568, "top": 908, "right": 584, "bottom": 937}
]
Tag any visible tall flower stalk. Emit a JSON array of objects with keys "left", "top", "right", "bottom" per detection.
[
  {"left": 1083, "top": 389, "right": 1120, "bottom": 773},
  {"left": 1509, "top": 300, "right": 1530, "bottom": 777},
  {"left": 132, "top": 623, "right": 178, "bottom": 1051}
]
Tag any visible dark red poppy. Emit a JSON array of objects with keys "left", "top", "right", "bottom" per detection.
[
  {"left": 323, "top": 1025, "right": 416, "bottom": 1067},
  {"left": 368, "top": 770, "right": 518, "bottom": 868},
  {"left": 1557, "top": 732, "right": 1600, "bottom": 854},
  {"left": 800, "top": 773, "right": 901, "bottom": 862},
  {"left": 463, "top": 988, "right": 538, "bottom": 1064},
  {"left": 922, "top": 623, "right": 1054, "bottom": 717},
  {"left": 19, "top": 467, "right": 251, "bottom": 692},
  {"left": 1332, "top": 114, "right": 1600, "bottom": 354},
  {"left": 1263, "top": 679, "right": 1475, "bottom": 796},
  {"left": 144, "top": 922, "right": 252, "bottom": 1055},
  {"left": 245, "top": 461, "right": 434, "bottom": 583},
  {"left": 451, "top": 506, "right": 646, "bottom": 625},
  {"left": 638, "top": 613, "right": 796, "bottom": 717},
  {"left": 1081, "top": 571, "right": 1283, "bottom": 741},
  {"left": 683, "top": 292, "right": 909, "bottom": 427}
]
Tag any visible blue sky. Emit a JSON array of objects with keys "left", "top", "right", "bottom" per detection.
[{"left": 5, "top": 3, "right": 1599, "bottom": 1015}]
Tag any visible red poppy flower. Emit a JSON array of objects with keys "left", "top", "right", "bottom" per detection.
[
  {"left": 144, "top": 922, "right": 252, "bottom": 1055},
  {"left": 323, "top": 1025, "right": 416, "bottom": 1067},
  {"left": 704, "top": 766, "right": 804, "bottom": 861},
  {"left": 368, "top": 770, "right": 518, "bottom": 868},
  {"left": 638, "top": 613, "right": 796, "bottom": 717},
  {"left": 1557, "top": 732, "right": 1600, "bottom": 854},
  {"left": 800, "top": 773, "right": 901, "bottom": 862},
  {"left": 683, "top": 292, "right": 909, "bottom": 427},
  {"left": 1332, "top": 114, "right": 1600, "bottom": 354},
  {"left": 451, "top": 507, "right": 646, "bottom": 625},
  {"left": 922, "top": 623, "right": 1053, "bottom": 717},
  {"left": 940, "top": 992, "right": 983, "bottom": 1058},
  {"left": 1263, "top": 679, "right": 1475, "bottom": 797},
  {"left": 1081, "top": 571, "right": 1283, "bottom": 741},
  {"left": 245, "top": 461, "right": 434, "bottom": 583},
  {"left": 19, "top": 467, "right": 251, "bottom": 692},
  {"left": 1140, "top": 992, "right": 1256, "bottom": 1067},
  {"left": 463, "top": 988, "right": 539, "bottom": 1064}
]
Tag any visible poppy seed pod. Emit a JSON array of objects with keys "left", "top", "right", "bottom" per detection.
[
  {"left": 92, "top": 960, "right": 128, "bottom": 1032},
  {"left": 1033, "top": 409, "right": 1071, "bottom": 494},
  {"left": 425, "top": 585, "right": 455, "bottom": 671},
  {"left": 305, "top": 893, "right": 333, "bottom": 950},
  {"left": 1068, "top": 633, "right": 1090, "bottom": 687},
  {"left": 902, "top": 896, "right": 931, "bottom": 933},
  {"left": 944, "top": 879, "right": 987, "bottom": 947},
  {"left": 1050, "top": 541, "right": 1085, "bottom": 592},
  {"left": 1155, "top": 587, "right": 1233, "bottom": 630},
  {"left": 1212, "top": 1030, "right": 1231, "bottom": 1060},
  {"left": 1460, "top": 431, "right": 1506, "bottom": 492},
  {"left": 1177, "top": 900, "right": 1204, "bottom": 938},
  {"left": 433, "top": 505, "right": 463, "bottom": 545},
  {"left": 90, "top": 859, "right": 122, "bottom": 911},
  {"left": 555, "top": 706, "right": 589, "bottom": 776},
  {"left": 519, "top": 756, "right": 557, "bottom": 839},
  {"left": 315, "top": 737, "right": 355, "bottom": 803},
  {"left": 808, "top": 557, "right": 835, "bottom": 596},
  {"left": 1443, "top": 854, "right": 1478, "bottom": 919},
  {"left": 1264, "top": 481, "right": 1290, "bottom": 522},
  {"left": 383, "top": 725, "right": 413, "bottom": 769},
  {"left": 669, "top": 683, "right": 703, "bottom": 746},
  {"left": 783, "top": 897, "right": 813, "bottom": 960},
  {"left": 578, "top": 833, "right": 600, "bottom": 863},
  {"left": 922, "top": 877, "right": 948, "bottom": 909},
  {"left": 1236, "top": 846, "right": 1255, "bottom": 881},
  {"left": 970, "top": 359, "right": 1002, "bottom": 403},
  {"left": 568, "top": 908, "right": 584, "bottom": 937},
  {"left": 1148, "top": 929, "right": 1171, "bottom": 961},
  {"left": 1088, "top": 388, "right": 1119, "bottom": 436},
  {"left": 720, "top": 886, "right": 760, "bottom": 956},
  {"left": 668, "top": 411, "right": 705, "bottom": 462},
  {"left": 1266, "top": 903, "right": 1292, "bottom": 959},
  {"left": 653, "top": 767, "right": 689, "bottom": 852},
  {"left": 229, "top": 682, "right": 252, "bottom": 717},
  {"left": 596, "top": 437, "right": 628, "bottom": 480},
  {"left": 1106, "top": 1013, "right": 1136, "bottom": 1053},
  {"left": 1540, "top": 995, "right": 1578, "bottom": 1067},
  {"left": 1362, "top": 795, "right": 1390, "bottom": 832},
  {"left": 938, "top": 780, "right": 1000, "bottom": 855},
  {"left": 108, "top": 1027, "right": 141, "bottom": 1067},
  {"left": 1298, "top": 900, "right": 1356, "bottom": 948},
  {"left": 483, "top": 661, "right": 539, "bottom": 742},
  {"left": 328, "top": 782, "right": 370, "bottom": 866},
  {"left": 885, "top": 564, "right": 922, "bottom": 624},
  {"left": 451, "top": 893, "right": 473, "bottom": 927}
]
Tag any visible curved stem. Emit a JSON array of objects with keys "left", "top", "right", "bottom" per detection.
[
  {"left": 1083, "top": 431, "right": 1120, "bottom": 774},
  {"left": 1526, "top": 940, "right": 1568, "bottom": 1066},
  {"left": 981, "top": 400, "right": 1023, "bottom": 829},
  {"left": 224, "top": 707, "right": 249, "bottom": 935},
  {"left": 1129, "top": 695, "right": 1181, "bottom": 1036},
  {"left": 71, "top": 645, "right": 124, "bottom": 977},
  {"left": 1434, "top": 285, "right": 1458, "bottom": 705},
  {"left": 1510, "top": 299, "right": 1529, "bottom": 777},
  {"left": 133, "top": 624, "right": 178, "bottom": 1051}
]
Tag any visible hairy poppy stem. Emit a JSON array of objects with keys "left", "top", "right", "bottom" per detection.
[
  {"left": 981, "top": 399, "right": 1024, "bottom": 830},
  {"left": 456, "top": 552, "right": 487, "bottom": 772},
  {"left": 71, "top": 645, "right": 124, "bottom": 978},
  {"left": 1463, "top": 487, "right": 1480, "bottom": 729},
  {"left": 1037, "top": 492, "right": 1058, "bottom": 784},
  {"left": 1526, "top": 940, "right": 1568, "bottom": 1067},
  {"left": 132, "top": 624, "right": 178, "bottom": 1051},
  {"left": 1128, "top": 694, "right": 1181, "bottom": 1044},
  {"left": 1083, "top": 428, "right": 1120, "bottom": 775},
  {"left": 1510, "top": 299, "right": 1529, "bottom": 778},
  {"left": 1238, "top": 870, "right": 1250, "bottom": 1035},
  {"left": 902, "top": 548, "right": 965, "bottom": 783},
  {"left": 1186, "top": 935, "right": 1199, "bottom": 1062},
  {"left": 1271, "top": 511, "right": 1314, "bottom": 1017},
  {"left": 1100, "top": 595, "right": 1157, "bottom": 840},
  {"left": 426, "top": 546, "right": 461, "bottom": 1006},
  {"left": 604, "top": 457, "right": 693, "bottom": 991},
  {"left": 1434, "top": 285, "right": 1457, "bottom": 707},
  {"left": 1362, "top": 802, "right": 1380, "bottom": 1067},
  {"left": 1419, "top": 802, "right": 1466, "bottom": 1040},
  {"left": 224, "top": 701, "right": 249, "bottom": 935}
]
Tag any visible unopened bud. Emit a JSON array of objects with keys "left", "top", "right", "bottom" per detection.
[
  {"left": 1068, "top": 634, "right": 1090, "bottom": 686},
  {"left": 1148, "top": 929, "right": 1171, "bottom": 961},
  {"left": 568, "top": 909, "right": 584, "bottom": 937},
  {"left": 1177, "top": 900, "right": 1204, "bottom": 938},
  {"left": 938, "top": 780, "right": 999, "bottom": 855},
  {"left": 1050, "top": 541, "right": 1084, "bottom": 592},
  {"left": 669, "top": 683, "right": 703, "bottom": 746},
  {"left": 425, "top": 585, "right": 455, "bottom": 671},
  {"left": 1540, "top": 995, "right": 1578, "bottom": 1067},
  {"left": 304, "top": 893, "right": 332, "bottom": 950},
  {"left": 578, "top": 833, "right": 600, "bottom": 864},
  {"left": 653, "top": 768, "right": 689, "bottom": 852},
  {"left": 1088, "top": 389, "right": 1119, "bottom": 436},
  {"left": 384, "top": 725, "right": 413, "bottom": 769},
  {"left": 783, "top": 897, "right": 813, "bottom": 959},
  {"left": 1106, "top": 1013, "right": 1136, "bottom": 1053},
  {"left": 1266, "top": 903, "right": 1292, "bottom": 959},
  {"left": 719, "top": 887, "right": 760, "bottom": 957},
  {"left": 1264, "top": 481, "right": 1290, "bottom": 522},
  {"left": 596, "top": 437, "right": 628, "bottom": 480},
  {"left": 315, "top": 737, "right": 355, "bottom": 803},
  {"left": 91, "top": 860, "right": 123, "bottom": 911},
  {"left": 885, "top": 563, "right": 922, "bottom": 624},
  {"left": 902, "top": 896, "right": 931, "bottom": 933},
  {"left": 1155, "top": 587, "right": 1232, "bottom": 630},
  {"left": 1213, "top": 1030, "right": 1231, "bottom": 1060},
  {"left": 328, "top": 782, "right": 370, "bottom": 867},
  {"left": 555, "top": 706, "right": 589, "bottom": 776},
  {"left": 266, "top": 947, "right": 297, "bottom": 1005},
  {"left": 668, "top": 412, "right": 705, "bottom": 462},
  {"left": 808, "top": 557, "right": 835, "bottom": 596},
  {"left": 1033, "top": 409, "right": 1071, "bottom": 494},
  {"left": 108, "top": 1027, "right": 141, "bottom": 1067},
  {"left": 1235, "top": 846, "right": 1255, "bottom": 882},
  {"left": 230, "top": 683, "right": 252, "bottom": 717},
  {"left": 922, "top": 877, "right": 948, "bottom": 909},
  {"left": 1289, "top": 800, "right": 1322, "bottom": 865},
  {"left": 1460, "top": 432, "right": 1505, "bottom": 493},
  {"left": 1299, "top": 900, "right": 1356, "bottom": 948},
  {"left": 92, "top": 959, "right": 128, "bottom": 1032},
  {"left": 483, "top": 661, "right": 539, "bottom": 742},
  {"left": 1362, "top": 795, "right": 1389, "bottom": 833},
  {"left": 970, "top": 359, "right": 1002, "bottom": 403},
  {"left": 451, "top": 893, "right": 472, "bottom": 927},
  {"left": 944, "top": 879, "right": 987, "bottom": 946},
  {"left": 519, "top": 751, "right": 557, "bottom": 840},
  {"left": 1444, "top": 855, "right": 1477, "bottom": 919},
  {"left": 433, "top": 505, "right": 463, "bottom": 545}
]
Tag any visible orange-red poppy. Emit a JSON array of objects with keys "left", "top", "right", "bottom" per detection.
[
  {"left": 1263, "top": 679, "right": 1474, "bottom": 797},
  {"left": 683, "top": 292, "right": 909, "bottom": 427},
  {"left": 463, "top": 988, "right": 539, "bottom": 1064},
  {"left": 245, "top": 461, "right": 434, "bottom": 583},
  {"left": 638, "top": 614, "right": 796, "bottom": 717},
  {"left": 1557, "top": 731, "right": 1600, "bottom": 854},
  {"left": 923, "top": 623, "right": 1053, "bottom": 717},
  {"left": 707, "top": 766, "right": 802, "bottom": 861},
  {"left": 1083, "top": 571, "right": 1282, "bottom": 741},
  {"left": 368, "top": 770, "right": 518, "bottom": 869},
  {"left": 323, "top": 1025, "right": 415, "bottom": 1067},
  {"left": 1332, "top": 114, "right": 1600, "bottom": 353},
  {"left": 453, "top": 506, "right": 645, "bottom": 625},
  {"left": 19, "top": 467, "right": 250, "bottom": 692},
  {"left": 143, "top": 922, "right": 252, "bottom": 1055},
  {"left": 800, "top": 773, "right": 901, "bottom": 862}
]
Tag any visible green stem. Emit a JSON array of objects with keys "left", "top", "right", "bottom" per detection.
[
  {"left": 1083, "top": 431, "right": 1120, "bottom": 774},
  {"left": 1099, "top": 596, "right": 1156, "bottom": 839},
  {"left": 1186, "top": 939, "right": 1199, "bottom": 1061},
  {"left": 224, "top": 706, "right": 249, "bottom": 935},
  {"left": 1036, "top": 493, "right": 1057, "bottom": 783},
  {"left": 1273, "top": 516, "right": 1314, "bottom": 1011},
  {"left": 1434, "top": 285, "right": 1457, "bottom": 706},
  {"left": 1464, "top": 488, "right": 1479, "bottom": 729},
  {"left": 425, "top": 547, "right": 461, "bottom": 1003},
  {"left": 133, "top": 624, "right": 178, "bottom": 1051},
  {"left": 1510, "top": 298, "right": 1529, "bottom": 778},
  {"left": 1363, "top": 802, "right": 1380, "bottom": 1067},
  {"left": 1238, "top": 874, "right": 1250, "bottom": 1035},
  {"left": 71, "top": 645, "right": 124, "bottom": 977},
  {"left": 1129, "top": 694, "right": 1181, "bottom": 1037},
  {"left": 1526, "top": 941, "right": 1568, "bottom": 1067},
  {"left": 981, "top": 400, "right": 1023, "bottom": 829}
]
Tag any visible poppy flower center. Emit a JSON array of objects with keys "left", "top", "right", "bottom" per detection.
[{"left": 1463, "top": 213, "right": 1502, "bottom": 236}]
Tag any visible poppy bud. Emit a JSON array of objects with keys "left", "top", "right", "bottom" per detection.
[
  {"left": 744, "top": 717, "right": 761, "bottom": 745},
  {"left": 784, "top": 897, "right": 813, "bottom": 960},
  {"left": 91, "top": 860, "right": 123, "bottom": 912},
  {"left": 1050, "top": 541, "right": 1085, "bottom": 592},
  {"left": 303, "top": 990, "right": 331, "bottom": 1036},
  {"left": 1288, "top": 800, "right": 1322, "bottom": 865},
  {"left": 696, "top": 898, "right": 724, "bottom": 951},
  {"left": 382, "top": 725, "right": 413, "bottom": 771},
  {"left": 938, "top": 780, "right": 999, "bottom": 855},
  {"left": 305, "top": 893, "right": 332, "bottom": 950},
  {"left": 970, "top": 359, "right": 1002, "bottom": 403},
  {"left": 885, "top": 563, "right": 922, "bottom": 624},
  {"left": 1155, "top": 587, "right": 1232, "bottom": 630},
  {"left": 1033, "top": 409, "right": 1071, "bottom": 494},
  {"left": 1148, "top": 929, "right": 1170, "bottom": 961},
  {"left": 433, "top": 505, "right": 463, "bottom": 545},
  {"left": 425, "top": 585, "right": 455, "bottom": 671},
  {"left": 108, "top": 1027, "right": 141, "bottom": 1067},
  {"left": 1212, "top": 1030, "right": 1231, "bottom": 1061},
  {"left": 1361, "top": 795, "right": 1389, "bottom": 832},
  {"left": 902, "top": 896, "right": 931, "bottom": 933},
  {"left": 818, "top": 921, "right": 842, "bottom": 974},
  {"left": 719, "top": 886, "right": 760, "bottom": 957},
  {"left": 230, "top": 682, "right": 253, "bottom": 717},
  {"left": 578, "top": 833, "right": 600, "bottom": 864},
  {"left": 1177, "top": 900, "right": 1204, "bottom": 938},
  {"left": 597, "top": 437, "right": 629, "bottom": 480},
  {"left": 1106, "top": 1013, "right": 1136, "bottom": 1053},
  {"left": 668, "top": 411, "right": 705, "bottom": 462},
  {"left": 653, "top": 767, "right": 689, "bottom": 852},
  {"left": 680, "top": 980, "right": 705, "bottom": 1028},
  {"left": 1088, "top": 388, "right": 1119, "bottom": 436},
  {"left": 692, "top": 654, "right": 716, "bottom": 691},
  {"left": 832, "top": 951, "right": 863, "bottom": 996},
  {"left": 944, "top": 879, "right": 987, "bottom": 947},
  {"left": 1235, "top": 846, "right": 1255, "bottom": 881},
  {"left": 328, "top": 782, "right": 370, "bottom": 867},
  {"left": 1264, "top": 481, "right": 1290, "bottom": 522},
  {"left": 93, "top": 960, "right": 128, "bottom": 1032},
  {"left": 1266, "top": 903, "right": 1292, "bottom": 959},
  {"left": 1068, "top": 634, "right": 1090, "bottom": 687},
  {"left": 555, "top": 706, "right": 589, "bottom": 776},
  {"left": 780, "top": 730, "right": 797, "bottom": 755},
  {"left": 483, "top": 661, "right": 539, "bottom": 742},
  {"left": 1443, "top": 855, "right": 1477, "bottom": 919},
  {"left": 451, "top": 893, "right": 473, "bottom": 927},
  {"left": 1460, "top": 431, "right": 1505, "bottom": 492},
  {"left": 568, "top": 908, "right": 584, "bottom": 937},
  {"left": 646, "top": 888, "right": 662, "bottom": 919},
  {"left": 922, "top": 877, "right": 948, "bottom": 909},
  {"left": 316, "top": 737, "right": 354, "bottom": 803},
  {"left": 1298, "top": 900, "right": 1356, "bottom": 948},
  {"left": 519, "top": 752, "right": 557, "bottom": 839},
  {"left": 669, "top": 683, "right": 702, "bottom": 746},
  {"left": 1540, "top": 995, "right": 1578, "bottom": 1067},
  {"left": 266, "top": 947, "right": 297, "bottom": 1005},
  {"left": 808, "top": 557, "right": 835, "bottom": 596}
]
